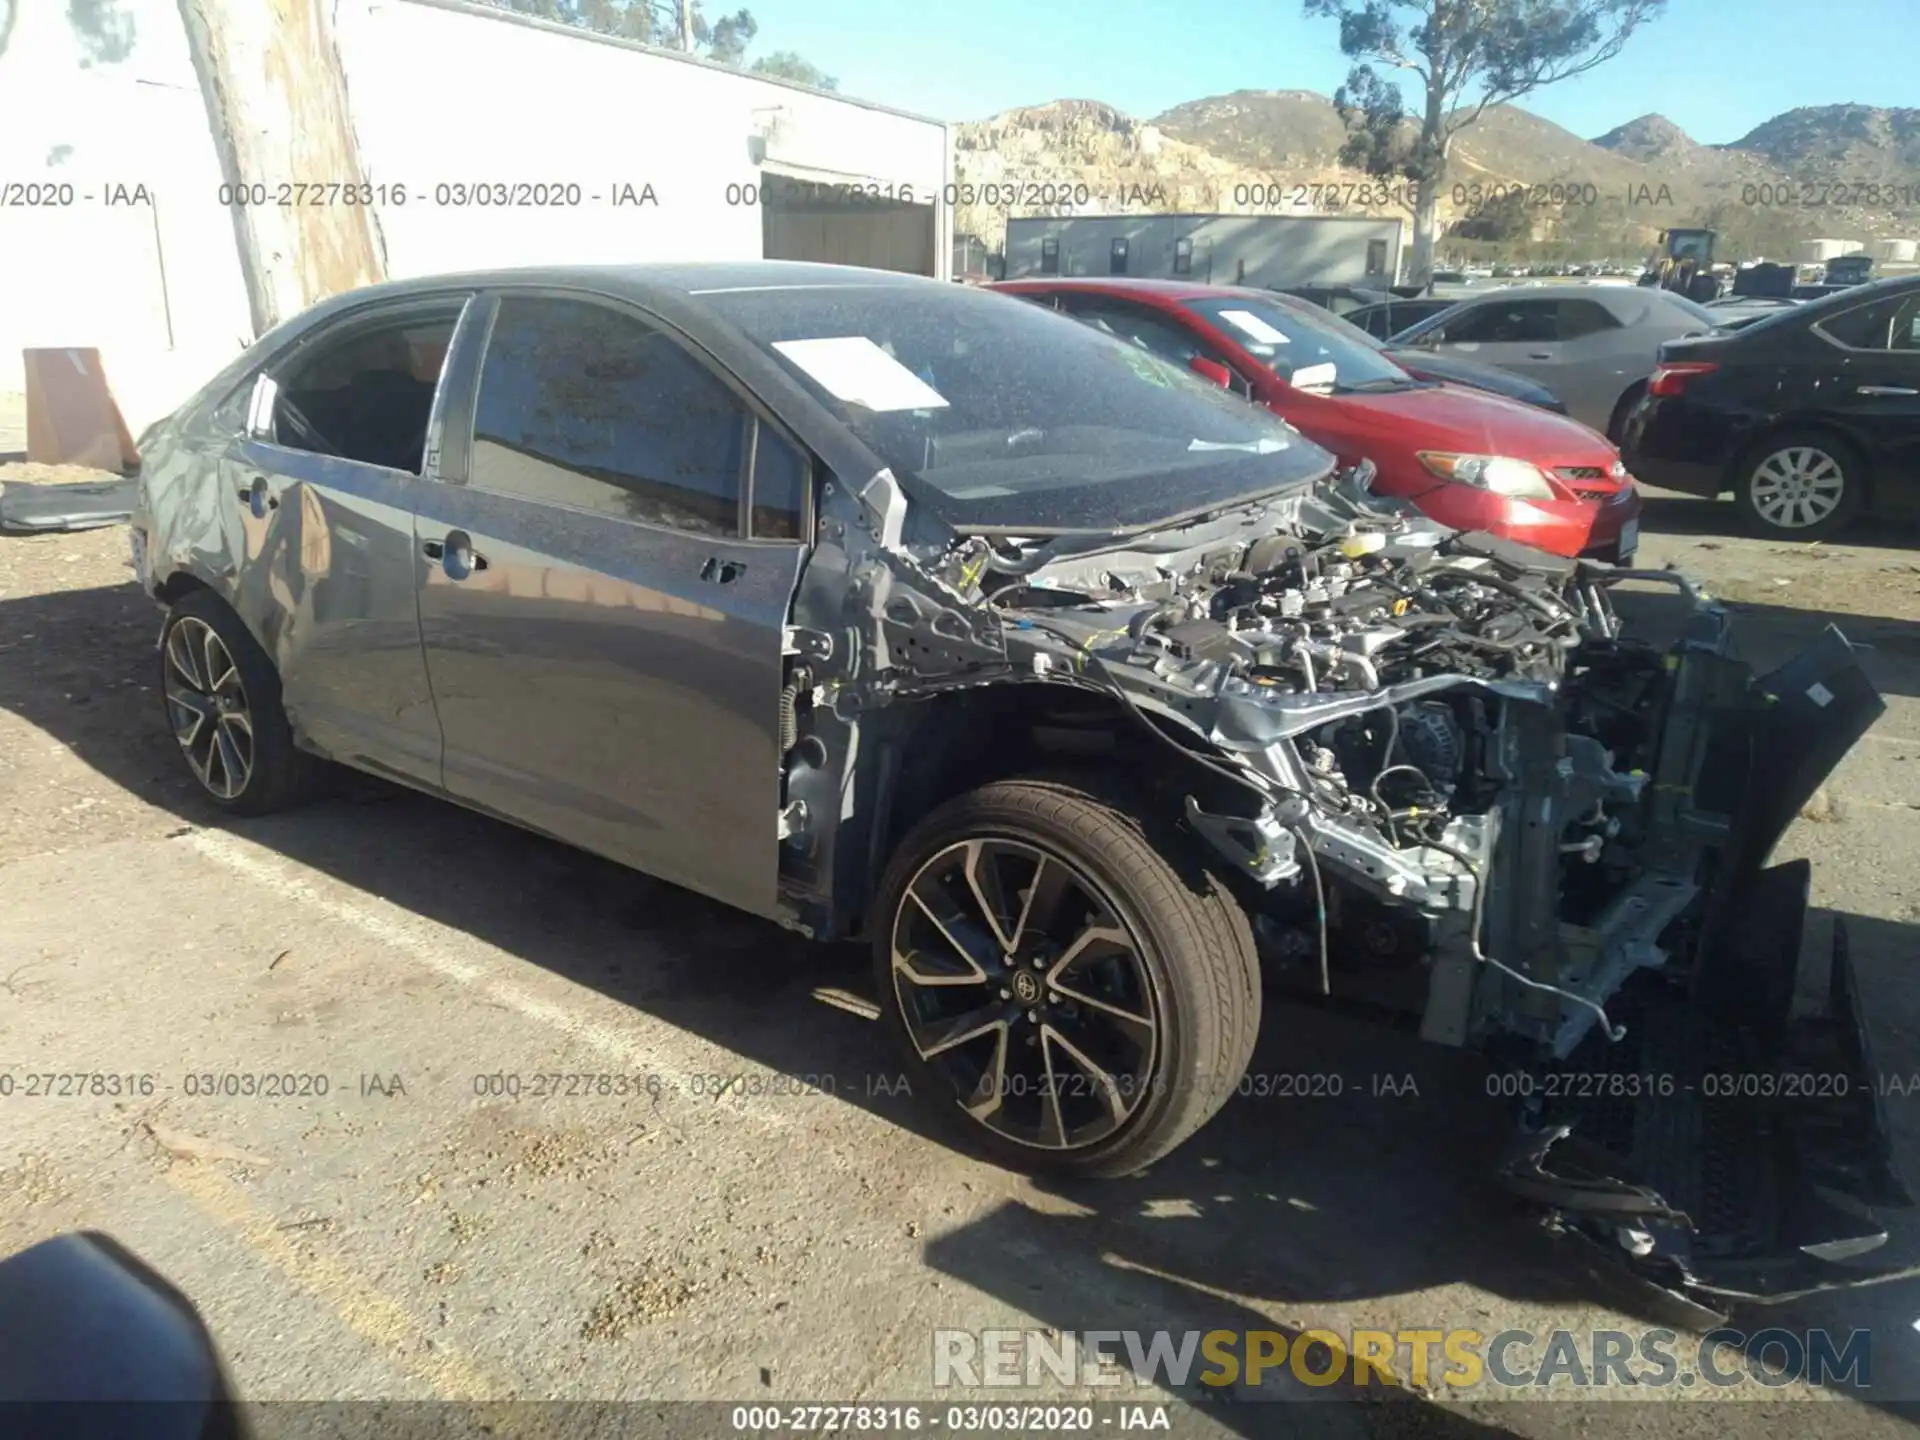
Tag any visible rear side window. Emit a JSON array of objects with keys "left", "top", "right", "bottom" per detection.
[
  {"left": 1817, "top": 293, "right": 1920, "bottom": 351},
  {"left": 271, "top": 312, "right": 462, "bottom": 474},
  {"left": 470, "top": 295, "right": 746, "bottom": 536},
  {"left": 1556, "top": 299, "right": 1620, "bottom": 340},
  {"left": 1351, "top": 306, "right": 1393, "bottom": 339}
]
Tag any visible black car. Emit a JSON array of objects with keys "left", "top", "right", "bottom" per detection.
[
  {"left": 1381, "top": 344, "right": 1568, "bottom": 413},
  {"left": 1345, "top": 297, "right": 1457, "bottom": 340},
  {"left": 1275, "top": 284, "right": 1390, "bottom": 316},
  {"left": 1622, "top": 274, "right": 1920, "bottom": 539}
]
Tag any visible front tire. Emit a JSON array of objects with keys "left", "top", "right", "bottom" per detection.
[
  {"left": 1734, "top": 431, "right": 1862, "bottom": 540},
  {"left": 873, "top": 777, "right": 1261, "bottom": 1178},
  {"left": 159, "top": 590, "right": 321, "bottom": 815}
]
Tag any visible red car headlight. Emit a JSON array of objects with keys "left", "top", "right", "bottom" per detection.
[{"left": 1416, "top": 452, "right": 1556, "bottom": 501}]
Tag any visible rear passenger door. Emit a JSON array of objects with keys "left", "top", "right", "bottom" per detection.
[
  {"left": 222, "top": 293, "right": 474, "bottom": 789},
  {"left": 1813, "top": 289, "right": 1920, "bottom": 512},
  {"left": 413, "top": 289, "right": 811, "bottom": 919}
]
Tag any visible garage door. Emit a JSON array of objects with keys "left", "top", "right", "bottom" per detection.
[{"left": 761, "top": 177, "right": 937, "bottom": 276}]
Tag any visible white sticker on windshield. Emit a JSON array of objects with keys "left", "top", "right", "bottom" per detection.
[
  {"left": 1188, "top": 436, "right": 1290, "bottom": 454},
  {"left": 771, "top": 337, "right": 950, "bottom": 412},
  {"left": 1289, "top": 362, "right": 1337, "bottom": 391},
  {"left": 1217, "top": 309, "right": 1291, "bottom": 345}
]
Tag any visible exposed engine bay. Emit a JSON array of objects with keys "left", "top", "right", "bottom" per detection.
[
  {"left": 923, "top": 471, "right": 1709, "bottom": 1056},
  {"left": 795, "top": 463, "right": 1910, "bottom": 1314}
]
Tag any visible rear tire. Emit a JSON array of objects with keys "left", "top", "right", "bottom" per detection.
[
  {"left": 1605, "top": 382, "right": 1646, "bottom": 445},
  {"left": 873, "top": 776, "right": 1261, "bottom": 1178},
  {"left": 1733, "top": 430, "right": 1863, "bottom": 541},
  {"left": 159, "top": 590, "right": 322, "bottom": 816}
]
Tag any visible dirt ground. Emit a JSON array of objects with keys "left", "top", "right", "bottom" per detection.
[{"left": 4, "top": 468, "right": 1920, "bottom": 1438}]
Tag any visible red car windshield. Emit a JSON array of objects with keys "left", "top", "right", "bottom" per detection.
[{"left": 1182, "top": 296, "right": 1416, "bottom": 393}]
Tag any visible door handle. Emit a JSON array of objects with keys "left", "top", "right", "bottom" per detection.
[
  {"left": 1527, "top": 351, "right": 1554, "bottom": 360},
  {"left": 425, "top": 532, "right": 488, "bottom": 579},
  {"left": 1857, "top": 385, "right": 1918, "bottom": 396},
  {"left": 699, "top": 556, "right": 746, "bottom": 584},
  {"left": 236, "top": 476, "right": 278, "bottom": 514}
]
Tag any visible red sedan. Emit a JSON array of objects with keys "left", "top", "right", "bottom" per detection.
[{"left": 991, "top": 278, "right": 1641, "bottom": 562}]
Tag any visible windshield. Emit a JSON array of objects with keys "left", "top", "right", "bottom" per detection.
[
  {"left": 704, "top": 282, "right": 1335, "bottom": 533},
  {"left": 1181, "top": 295, "right": 1414, "bottom": 392}
]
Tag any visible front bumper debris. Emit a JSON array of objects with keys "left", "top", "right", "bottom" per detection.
[
  {"left": 1499, "top": 871, "right": 1913, "bottom": 1313},
  {"left": 1495, "top": 623, "right": 1912, "bottom": 1314}
]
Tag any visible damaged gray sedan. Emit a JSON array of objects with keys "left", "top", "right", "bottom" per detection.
[{"left": 130, "top": 262, "right": 1909, "bottom": 1313}]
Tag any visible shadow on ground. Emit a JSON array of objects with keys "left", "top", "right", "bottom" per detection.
[
  {"left": 5, "top": 576, "right": 1920, "bottom": 1434},
  {"left": 1638, "top": 493, "right": 1920, "bottom": 550}
]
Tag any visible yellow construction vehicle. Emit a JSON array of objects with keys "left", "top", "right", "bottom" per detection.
[{"left": 1637, "top": 228, "right": 1720, "bottom": 301}]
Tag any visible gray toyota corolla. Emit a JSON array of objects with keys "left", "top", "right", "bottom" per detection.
[{"left": 131, "top": 261, "right": 1906, "bottom": 1315}]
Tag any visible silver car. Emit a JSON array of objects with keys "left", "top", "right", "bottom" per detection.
[
  {"left": 1391, "top": 284, "right": 1722, "bottom": 440},
  {"left": 126, "top": 264, "right": 1904, "bottom": 1313}
]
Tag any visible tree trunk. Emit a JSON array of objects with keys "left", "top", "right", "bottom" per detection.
[
  {"left": 1408, "top": 183, "right": 1440, "bottom": 287},
  {"left": 175, "top": 0, "right": 385, "bottom": 338},
  {"left": 1405, "top": 93, "right": 1451, "bottom": 289},
  {"left": 678, "top": 0, "right": 694, "bottom": 51}
]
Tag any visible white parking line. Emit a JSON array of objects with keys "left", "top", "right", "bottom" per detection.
[{"left": 181, "top": 828, "right": 795, "bottom": 1133}]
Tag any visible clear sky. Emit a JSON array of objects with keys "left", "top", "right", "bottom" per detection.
[{"left": 742, "top": 0, "right": 1914, "bottom": 144}]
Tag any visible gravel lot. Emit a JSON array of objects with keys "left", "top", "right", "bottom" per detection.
[{"left": 4, "top": 468, "right": 1920, "bottom": 1438}]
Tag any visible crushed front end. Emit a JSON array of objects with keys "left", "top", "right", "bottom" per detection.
[{"left": 925, "top": 466, "right": 1910, "bottom": 1315}]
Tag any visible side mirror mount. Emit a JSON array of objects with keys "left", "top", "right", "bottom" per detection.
[{"left": 1189, "top": 356, "right": 1234, "bottom": 389}]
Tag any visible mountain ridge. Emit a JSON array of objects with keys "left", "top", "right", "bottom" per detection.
[{"left": 951, "top": 95, "right": 1920, "bottom": 263}]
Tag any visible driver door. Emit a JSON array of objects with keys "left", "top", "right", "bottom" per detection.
[{"left": 1422, "top": 298, "right": 1561, "bottom": 380}]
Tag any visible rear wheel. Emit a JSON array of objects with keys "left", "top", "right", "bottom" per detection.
[
  {"left": 1734, "top": 431, "right": 1862, "bottom": 540},
  {"left": 1605, "top": 382, "right": 1646, "bottom": 445},
  {"left": 873, "top": 777, "right": 1260, "bottom": 1178},
  {"left": 159, "top": 590, "right": 322, "bottom": 815}
]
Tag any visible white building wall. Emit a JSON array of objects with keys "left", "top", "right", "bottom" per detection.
[
  {"left": 336, "top": 0, "right": 950, "bottom": 280},
  {"left": 0, "top": 0, "right": 950, "bottom": 438},
  {"left": 0, "top": 0, "right": 253, "bottom": 431}
]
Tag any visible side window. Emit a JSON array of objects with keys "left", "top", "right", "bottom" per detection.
[
  {"left": 1173, "top": 237, "right": 1194, "bottom": 276},
  {"left": 1440, "top": 302, "right": 1556, "bottom": 344},
  {"left": 1040, "top": 237, "right": 1060, "bottom": 275},
  {"left": 1557, "top": 299, "right": 1621, "bottom": 341},
  {"left": 1061, "top": 299, "right": 1247, "bottom": 396},
  {"left": 271, "top": 311, "right": 461, "bottom": 474},
  {"left": 1353, "top": 307, "right": 1392, "bottom": 339},
  {"left": 1065, "top": 300, "right": 1197, "bottom": 366},
  {"left": 1109, "top": 238, "right": 1129, "bottom": 275},
  {"left": 1365, "top": 239, "right": 1388, "bottom": 277},
  {"left": 750, "top": 423, "right": 809, "bottom": 541},
  {"left": 470, "top": 296, "right": 746, "bottom": 536},
  {"left": 1819, "top": 294, "right": 1920, "bottom": 351}
]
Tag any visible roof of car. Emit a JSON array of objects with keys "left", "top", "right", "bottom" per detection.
[
  {"left": 313, "top": 260, "right": 942, "bottom": 310},
  {"left": 992, "top": 277, "right": 1251, "bottom": 300}
]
